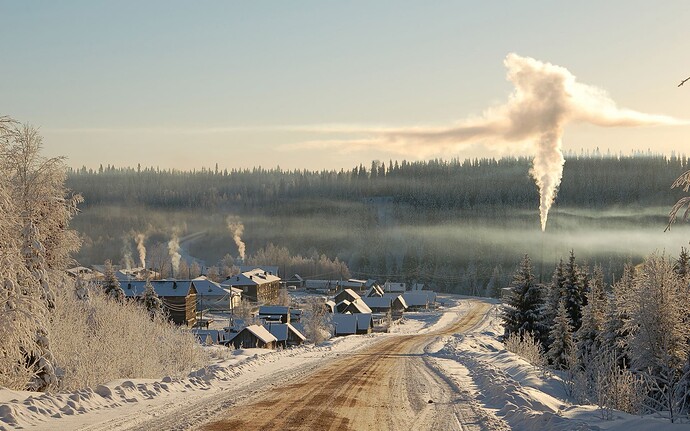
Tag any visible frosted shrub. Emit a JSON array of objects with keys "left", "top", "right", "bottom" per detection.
[
  {"left": 301, "top": 297, "right": 332, "bottom": 345},
  {"left": 504, "top": 331, "right": 546, "bottom": 370},
  {"left": 49, "top": 281, "right": 208, "bottom": 391}
]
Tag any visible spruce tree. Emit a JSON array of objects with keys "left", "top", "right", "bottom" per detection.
[
  {"left": 142, "top": 278, "right": 162, "bottom": 318},
  {"left": 673, "top": 247, "right": 689, "bottom": 281},
  {"left": 502, "top": 255, "right": 545, "bottom": 341},
  {"left": 562, "top": 250, "right": 587, "bottom": 332},
  {"left": 542, "top": 259, "right": 566, "bottom": 344},
  {"left": 103, "top": 260, "right": 124, "bottom": 302},
  {"left": 548, "top": 300, "right": 574, "bottom": 370}
]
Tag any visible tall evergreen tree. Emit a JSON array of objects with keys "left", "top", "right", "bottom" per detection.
[
  {"left": 673, "top": 247, "right": 689, "bottom": 281},
  {"left": 563, "top": 250, "right": 588, "bottom": 331},
  {"left": 501, "top": 255, "right": 546, "bottom": 341},
  {"left": 548, "top": 300, "right": 575, "bottom": 370},
  {"left": 102, "top": 260, "right": 124, "bottom": 302},
  {"left": 142, "top": 278, "right": 162, "bottom": 318}
]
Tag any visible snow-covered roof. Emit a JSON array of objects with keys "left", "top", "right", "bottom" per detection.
[
  {"left": 191, "top": 329, "right": 224, "bottom": 344},
  {"left": 401, "top": 292, "right": 429, "bottom": 307},
  {"left": 123, "top": 280, "right": 197, "bottom": 298},
  {"left": 344, "top": 300, "right": 372, "bottom": 314},
  {"left": 384, "top": 282, "right": 406, "bottom": 292},
  {"left": 258, "top": 306, "right": 290, "bottom": 315},
  {"left": 335, "top": 288, "right": 361, "bottom": 302},
  {"left": 223, "top": 268, "right": 281, "bottom": 287},
  {"left": 348, "top": 278, "right": 367, "bottom": 284},
  {"left": 332, "top": 314, "right": 357, "bottom": 335},
  {"left": 238, "top": 266, "right": 279, "bottom": 277},
  {"left": 228, "top": 325, "right": 278, "bottom": 344},
  {"left": 332, "top": 313, "right": 372, "bottom": 335},
  {"left": 364, "top": 285, "right": 384, "bottom": 298},
  {"left": 394, "top": 295, "right": 408, "bottom": 309},
  {"left": 305, "top": 279, "right": 337, "bottom": 289},
  {"left": 265, "top": 323, "right": 306, "bottom": 342},
  {"left": 362, "top": 296, "right": 392, "bottom": 309},
  {"left": 191, "top": 277, "right": 232, "bottom": 297},
  {"left": 325, "top": 300, "right": 336, "bottom": 313}
]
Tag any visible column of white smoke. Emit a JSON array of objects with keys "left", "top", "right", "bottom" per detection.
[
  {"left": 168, "top": 229, "right": 181, "bottom": 277},
  {"left": 226, "top": 216, "right": 246, "bottom": 261},
  {"left": 350, "top": 53, "right": 685, "bottom": 231},
  {"left": 135, "top": 233, "right": 147, "bottom": 269},
  {"left": 122, "top": 239, "right": 134, "bottom": 270}
]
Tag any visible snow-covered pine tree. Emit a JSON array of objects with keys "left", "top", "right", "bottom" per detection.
[
  {"left": 575, "top": 265, "right": 606, "bottom": 366},
  {"left": 142, "top": 278, "right": 162, "bottom": 318},
  {"left": 501, "top": 254, "right": 546, "bottom": 341},
  {"left": 548, "top": 300, "right": 574, "bottom": 370},
  {"left": 598, "top": 263, "right": 634, "bottom": 369},
  {"left": 673, "top": 247, "right": 689, "bottom": 282},
  {"left": 102, "top": 260, "right": 125, "bottom": 302},
  {"left": 562, "top": 250, "right": 588, "bottom": 332},
  {"left": 541, "top": 258, "right": 566, "bottom": 347}
]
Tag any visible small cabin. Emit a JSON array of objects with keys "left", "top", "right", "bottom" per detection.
[
  {"left": 265, "top": 322, "right": 306, "bottom": 348},
  {"left": 224, "top": 325, "right": 278, "bottom": 349},
  {"left": 123, "top": 280, "right": 197, "bottom": 326},
  {"left": 333, "top": 288, "right": 361, "bottom": 304}
]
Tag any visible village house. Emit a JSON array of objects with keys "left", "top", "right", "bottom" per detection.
[
  {"left": 333, "top": 288, "right": 361, "bottom": 304},
  {"left": 238, "top": 265, "right": 279, "bottom": 277},
  {"left": 123, "top": 280, "right": 197, "bottom": 326},
  {"left": 264, "top": 322, "right": 306, "bottom": 348},
  {"left": 341, "top": 300, "right": 373, "bottom": 314},
  {"left": 66, "top": 266, "right": 103, "bottom": 283},
  {"left": 362, "top": 295, "right": 407, "bottom": 315},
  {"left": 224, "top": 324, "right": 278, "bottom": 349},
  {"left": 258, "top": 305, "right": 291, "bottom": 323},
  {"left": 192, "top": 276, "right": 241, "bottom": 311},
  {"left": 191, "top": 329, "right": 228, "bottom": 345},
  {"left": 332, "top": 313, "right": 374, "bottom": 336},
  {"left": 383, "top": 281, "right": 406, "bottom": 293},
  {"left": 223, "top": 268, "right": 281, "bottom": 303}
]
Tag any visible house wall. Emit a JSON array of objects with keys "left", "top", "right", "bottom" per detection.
[{"left": 242, "top": 281, "right": 280, "bottom": 303}]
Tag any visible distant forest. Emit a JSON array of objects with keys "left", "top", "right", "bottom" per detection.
[{"left": 67, "top": 154, "right": 690, "bottom": 294}]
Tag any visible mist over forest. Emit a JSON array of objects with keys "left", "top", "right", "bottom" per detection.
[{"left": 67, "top": 154, "right": 690, "bottom": 294}]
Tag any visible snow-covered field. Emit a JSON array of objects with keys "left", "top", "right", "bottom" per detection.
[{"left": 1, "top": 296, "right": 685, "bottom": 430}]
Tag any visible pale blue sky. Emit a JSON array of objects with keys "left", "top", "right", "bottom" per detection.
[{"left": 1, "top": 1, "right": 689, "bottom": 170}]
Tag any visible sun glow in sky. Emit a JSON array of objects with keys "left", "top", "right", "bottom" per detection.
[{"left": 1, "top": 1, "right": 689, "bottom": 170}]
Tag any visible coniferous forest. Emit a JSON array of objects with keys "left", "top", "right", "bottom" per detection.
[{"left": 67, "top": 154, "right": 690, "bottom": 294}]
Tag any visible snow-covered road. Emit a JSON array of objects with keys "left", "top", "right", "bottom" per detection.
[{"left": 201, "top": 300, "right": 491, "bottom": 431}]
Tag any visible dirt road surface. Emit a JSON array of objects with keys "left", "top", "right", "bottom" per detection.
[{"left": 203, "top": 301, "right": 491, "bottom": 431}]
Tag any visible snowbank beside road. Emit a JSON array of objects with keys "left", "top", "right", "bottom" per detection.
[{"left": 431, "top": 303, "right": 690, "bottom": 431}]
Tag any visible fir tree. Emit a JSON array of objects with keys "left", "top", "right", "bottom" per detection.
[
  {"left": 142, "top": 278, "right": 162, "bottom": 318},
  {"left": 541, "top": 258, "right": 566, "bottom": 345},
  {"left": 562, "top": 250, "right": 588, "bottom": 332},
  {"left": 548, "top": 300, "right": 574, "bottom": 370},
  {"left": 102, "top": 260, "right": 124, "bottom": 302},
  {"left": 502, "top": 255, "right": 546, "bottom": 341},
  {"left": 673, "top": 247, "right": 689, "bottom": 281}
]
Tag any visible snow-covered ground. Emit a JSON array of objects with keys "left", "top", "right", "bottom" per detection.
[
  {"left": 0, "top": 295, "right": 467, "bottom": 430},
  {"left": 1, "top": 296, "right": 685, "bottom": 430},
  {"left": 426, "top": 300, "right": 690, "bottom": 431}
]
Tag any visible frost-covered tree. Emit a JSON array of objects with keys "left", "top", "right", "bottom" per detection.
[
  {"left": 142, "top": 278, "right": 162, "bottom": 318},
  {"left": 575, "top": 266, "right": 606, "bottom": 367},
  {"left": 542, "top": 258, "right": 566, "bottom": 333},
  {"left": 102, "top": 260, "right": 124, "bottom": 302},
  {"left": 548, "top": 300, "right": 575, "bottom": 370},
  {"left": 622, "top": 254, "right": 690, "bottom": 422},
  {"left": 301, "top": 296, "right": 332, "bottom": 344},
  {"left": 501, "top": 255, "right": 546, "bottom": 341}
]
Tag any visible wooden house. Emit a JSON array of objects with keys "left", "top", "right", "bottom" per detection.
[
  {"left": 223, "top": 268, "right": 281, "bottom": 304},
  {"left": 383, "top": 281, "right": 406, "bottom": 293},
  {"left": 258, "top": 305, "right": 291, "bottom": 323},
  {"left": 224, "top": 325, "right": 278, "bottom": 349},
  {"left": 123, "top": 280, "right": 197, "bottom": 326},
  {"left": 341, "top": 300, "right": 372, "bottom": 314},
  {"left": 265, "top": 322, "right": 306, "bottom": 348},
  {"left": 333, "top": 288, "right": 361, "bottom": 304},
  {"left": 332, "top": 313, "right": 374, "bottom": 336}
]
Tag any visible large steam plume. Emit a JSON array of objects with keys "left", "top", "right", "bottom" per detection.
[
  {"left": 295, "top": 54, "right": 685, "bottom": 230},
  {"left": 226, "top": 216, "right": 246, "bottom": 261},
  {"left": 135, "top": 232, "right": 147, "bottom": 268},
  {"left": 168, "top": 228, "right": 181, "bottom": 277}
]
